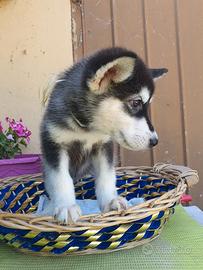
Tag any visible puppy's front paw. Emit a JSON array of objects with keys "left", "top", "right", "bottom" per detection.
[
  {"left": 54, "top": 204, "right": 82, "bottom": 224},
  {"left": 103, "top": 196, "right": 128, "bottom": 212}
]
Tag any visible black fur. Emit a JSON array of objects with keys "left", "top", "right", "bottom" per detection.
[
  {"left": 67, "top": 141, "right": 100, "bottom": 180},
  {"left": 41, "top": 129, "right": 60, "bottom": 169}
]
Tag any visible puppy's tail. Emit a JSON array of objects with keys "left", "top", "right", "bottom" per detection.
[{"left": 40, "top": 75, "right": 58, "bottom": 107}]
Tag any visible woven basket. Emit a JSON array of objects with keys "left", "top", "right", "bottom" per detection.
[{"left": 0, "top": 164, "right": 198, "bottom": 256}]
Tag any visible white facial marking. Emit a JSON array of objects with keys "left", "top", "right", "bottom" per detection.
[
  {"left": 139, "top": 87, "right": 150, "bottom": 104},
  {"left": 115, "top": 117, "right": 154, "bottom": 150},
  {"left": 92, "top": 97, "right": 157, "bottom": 151}
]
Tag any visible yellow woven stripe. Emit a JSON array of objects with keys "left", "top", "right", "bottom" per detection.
[
  {"left": 163, "top": 209, "right": 170, "bottom": 217},
  {"left": 8, "top": 241, "right": 22, "bottom": 249},
  {"left": 113, "top": 224, "right": 132, "bottom": 234},
  {"left": 151, "top": 229, "right": 159, "bottom": 237},
  {"left": 136, "top": 222, "right": 151, "bottom": 233},
  {"left": 40, "top": 241, "right": 71, "bottom": 249},
  {"left": 24, "top": 231, "right": 39, "bottom": 238},
  {"left": 80, "top": 229, "right": 100, "bottom": 237},
  {"left": 4, "top": 233, "right": 17, "bottom": 241},
  {"left": 108, "top": 241, "right": 121, "bottom": 249},
  {"left": 86, "top": 241, "right": 101, "bottom": 249},
  {"left": 67, "top": 246, "right": 80, "bottom": 252},
  {"left": 86, "top": 233, "right": 125, "bottom": 242},
  {"left": 134, "top": 232, "right": 145, "bottom": 240},
  {"left": 159, "top": 219, "right": 165, "bottom": 227},
  {"left": 146, "top": 209, "right": 171, "bottom": 225},
  {"left": 52, "top": 241, "right": 71, "bottom": 248},
  {"left": 40, "top": 246, "right": 54, "bottom": 252},
  {"left": 86, "top": 234, "right": 102, "bottom": 241},
  {"left": 150, "top": 212, "right": 160, "bottom": 221},
  {"left": 130, "top": 228, "right": 159, "bottom": 242},
  {"left": 55, "top": 234, "right": 71, "bottom": 241},
  {"left": 41, "top": 245, "right": 79, "bottom": 253},
  {"left": 108, "top": 234, "right": 124, "bottom": 241},
  {"left": 34, "top": 238, "right": 50, "bottom": 246},
  {"left": 4, "top": 233, "right": 29, "bottom": 249}
]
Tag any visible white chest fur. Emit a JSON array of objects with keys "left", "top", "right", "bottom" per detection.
[{"left": 47, "top": 123, "right": 110, "bottom": 150}]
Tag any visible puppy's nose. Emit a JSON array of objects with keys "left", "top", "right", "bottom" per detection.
[{"left": 149, "top": 137, "right": 158, "bottom": 147}]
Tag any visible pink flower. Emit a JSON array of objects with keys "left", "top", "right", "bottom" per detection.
[
  {"left": 0, "top": 122, "right": 3, "bottom": 133},
  {"left": 7, "top": 134, "right": 14, "bottom": 141},
  {"left": 5, "top": 117, "right": 31, "bottom": 143}
]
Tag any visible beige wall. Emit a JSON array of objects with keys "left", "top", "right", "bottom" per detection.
[{"left": 0, "top": 0, "right": 73, "bottom": 153}]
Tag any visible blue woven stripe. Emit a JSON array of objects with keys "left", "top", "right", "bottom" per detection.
[
  {"left": 0, "top": 186, "right": 11, "bottom": 201},
  {"left": 0, "top": 225, "right": 30, "bottom": 236},
  {"left": 23, "top": 194, "right": 44, "bottom": 213}
]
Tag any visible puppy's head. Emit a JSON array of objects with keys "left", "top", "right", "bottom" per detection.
[{"left": 83, "top": 48, "right": 168, "bottom": 151}]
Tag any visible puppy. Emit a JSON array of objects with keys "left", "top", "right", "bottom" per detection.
[{"left": 40, "top": 47, "right": 167, "bottom": 224}]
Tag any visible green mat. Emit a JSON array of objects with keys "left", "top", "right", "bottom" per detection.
[{"left": 0, "top": 206, "right": 203, "bottom": 270}]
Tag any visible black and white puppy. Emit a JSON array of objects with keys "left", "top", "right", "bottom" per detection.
[{"left": 40, "top": 47, "right": 167, "bottom": 224}]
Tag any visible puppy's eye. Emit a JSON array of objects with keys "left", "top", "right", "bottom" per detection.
[{"left": 128, "top": 99, "right": 142, "bottom": 109}]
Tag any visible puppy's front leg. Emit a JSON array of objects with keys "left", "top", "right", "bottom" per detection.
[
  {"left": 44, "top": 150, "right": 81, "bottom": 224},
  {"left": 92, "top": 143, "right": 128, "bottom": 212}
]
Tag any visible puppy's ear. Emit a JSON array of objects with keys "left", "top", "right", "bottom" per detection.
[
  {"left": 150, "top": 68, "right": 168, "bottom": 81},
  {"left": 87, "top": 57, "right": 135, "bottom": 94}
]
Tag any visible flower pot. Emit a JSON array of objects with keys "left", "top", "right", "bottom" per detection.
[{"left": 0, "top": 154, "right": 42, "bottom": 179}]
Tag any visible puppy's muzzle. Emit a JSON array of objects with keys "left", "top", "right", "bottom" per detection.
[
  {"left": 149, "top": 133, "right": 158, "bottom": 148},
  {"left": 149, "top": 137, "right": 158, "bottom": 147}
]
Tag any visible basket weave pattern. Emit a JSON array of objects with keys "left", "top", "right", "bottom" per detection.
[{"left": 0, "top": 164, "right": 198, "bottom": 255}]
